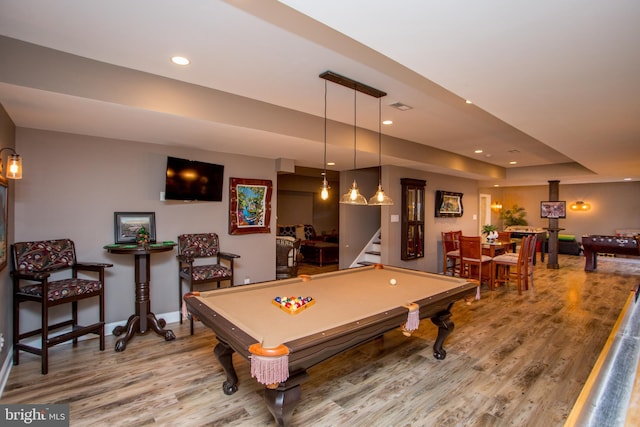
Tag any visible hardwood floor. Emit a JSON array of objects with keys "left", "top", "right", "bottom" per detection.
[{"left": 2, "top": 255, "right": 639, "bottom": 426}]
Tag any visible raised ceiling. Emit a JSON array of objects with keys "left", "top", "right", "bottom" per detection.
[{"left": 0, "top": 0, "right": 638, "bottom": 186}]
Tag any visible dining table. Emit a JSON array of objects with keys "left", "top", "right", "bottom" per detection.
[{"left": 482, "top": 241, "right": 514, "bottom": 257}]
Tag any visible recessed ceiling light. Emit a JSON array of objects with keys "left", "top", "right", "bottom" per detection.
[
  {"left": 465, "top": 100, "right": 473, "bottom": 104},
  {"left": 327, "top": 162, "right": 335, "bottom": 166},
  {"left": 474, "top": 149, "right": 483, "bottom": 154},
  {"left": 171, "top": 56, "right": 190, "bottom": 66},
  {"left": 509, "top": 161, "right": 518, "bottom": 165},
  {"left": 494, "top": 184, "right": 500, "bottom": 187},
  {"left": 623, "top": 177, "right": 632, "bottom": 181},
  {"left": 382, "top": 120, "right": 393, "bottom": 125}
]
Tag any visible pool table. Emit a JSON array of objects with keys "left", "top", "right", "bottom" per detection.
[{"left": 184, "top": 265, "right": 476, "bottom": 426}]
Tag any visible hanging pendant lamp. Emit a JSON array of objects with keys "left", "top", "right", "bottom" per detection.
[
  {"left": 320, "top": 80, "right": 330, "bottom": 200},
  {"left": 319, "top": 71, "right": 387, "bottom": 206},
  {"left": 340, "top": 88, "right": 367, "bottom": 205},
  {"left": 368, "top": 98, "right": 394, "bottom": 206}
]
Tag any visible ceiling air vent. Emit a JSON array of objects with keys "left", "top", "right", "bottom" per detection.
[{"left": 389, "top": 102, "right": 413, "bottom": 111}]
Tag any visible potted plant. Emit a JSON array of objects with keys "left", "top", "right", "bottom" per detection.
[
  {"left": 482, "top": 224, "right": 497, "bottom": 236},
  {"left": 482, "top": 224, "right": 498, "bottom": 242},
  {"left": 500, "top": 204, "right": 528, "bottom": 227}
]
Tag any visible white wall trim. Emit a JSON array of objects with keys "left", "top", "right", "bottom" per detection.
[{"left": 0, "top": 348, "right": 13, "bottom": 399}]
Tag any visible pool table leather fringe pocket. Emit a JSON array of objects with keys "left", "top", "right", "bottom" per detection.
[
  {"left": 402, "top": 303, "right": 420, "bottom": 336},
  {"left": 249, "top": 343, "right": 290, "bottom": 387}
]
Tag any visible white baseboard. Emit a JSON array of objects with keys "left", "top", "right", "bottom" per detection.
[{"left": 0, "top": 348, "right": 13, "bottom": 399}]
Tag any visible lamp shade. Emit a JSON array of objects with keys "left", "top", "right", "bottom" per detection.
[
  {"left": 6, "top": 153, "right": 22, "bottom": 179},
  {"left": 340, "top": 180, "right": 368, "bottom": 205},
  {"left": 368, "top": 185, "right": 394, "bottom": 206}
]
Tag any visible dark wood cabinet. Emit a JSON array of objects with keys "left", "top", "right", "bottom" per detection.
[{"left": 401, "top": 178, "right": 426, "bottom": 260}]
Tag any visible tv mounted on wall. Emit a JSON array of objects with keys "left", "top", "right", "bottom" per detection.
[
  {"left": 164, "top": 156, "right": 224, "bottom": 202},
  {"left": 540, "top": 201, "right": 566, "bottom": 218}
]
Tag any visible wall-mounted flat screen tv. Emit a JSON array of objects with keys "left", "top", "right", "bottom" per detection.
[
  {"left": 164, "top": 156, "right": 224, "bottom": 202},
  {"left": 540, "top": 201, "right": 566, "bottom": 218}
]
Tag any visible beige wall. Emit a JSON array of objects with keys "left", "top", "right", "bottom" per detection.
[
  {"left": 381, "top": 165, "right": 482, "bottom": 273},
  {"left": 481, "top": 182, "right": 640, "bottom": 238},
  {"left": 14, "top": 128, "right": 278, "bottom": 330}
]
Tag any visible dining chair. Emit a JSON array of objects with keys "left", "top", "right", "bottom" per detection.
[
  {"left": 497, "top": 231, "right": 514, "bottom": 252},
  {"left": 458, "top": 235, "right": 493, "bottom": 299},
  {"left": 491, "top": 235, "right": 531, "bottom": 295},
  {"left": 524, "top": 234, "right": 537, "bottom": 290},
  {"left": 441, "top": 231, "right": 461, "bottom": 276}
]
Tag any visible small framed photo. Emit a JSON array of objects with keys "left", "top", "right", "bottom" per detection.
[
  {"left": 540, "top": 201, "right": 566, "bottom": 219},
  {"left": 114, "top": 212, "right": 156, "bottom": 244}
]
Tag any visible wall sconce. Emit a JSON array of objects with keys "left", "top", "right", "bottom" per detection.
[
  {"left": 0, "top": 147, "right": 23, "bottom": 179},
  {"left": 570, "top": 201, "right": 591, "bottom": 211},
  {"left": 491, "top": 202, "right": 502, "bottom": 211}
]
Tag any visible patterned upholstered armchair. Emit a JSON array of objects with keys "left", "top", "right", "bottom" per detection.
[
  {"left": 177, "top": 233, "right": 240, "bottom": 334},
  {"left": 11, "top": 239, "right": 112, "bottom": 374}
]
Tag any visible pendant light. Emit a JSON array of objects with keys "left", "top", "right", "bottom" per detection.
[
  {"left": 340, "top": 88, "right": 368, "bottom": 205},
  {"left": 319, "top": 71, "right": 387, "bottom": 206},
  {"left": 320, "top": 80, "right": 330, "bottom": 200},
  {"left": 368, "top": 98, "right": 394, "bottom": 205}
]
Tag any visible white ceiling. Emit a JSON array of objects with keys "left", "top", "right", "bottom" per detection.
[{"left": 0, "top": 0, "right": 638, "bottom": 186}]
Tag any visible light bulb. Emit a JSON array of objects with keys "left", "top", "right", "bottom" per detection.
[{"left": 320, "top": 179, "right": 329, "bottom": 200}]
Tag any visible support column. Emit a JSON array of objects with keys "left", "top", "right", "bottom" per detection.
[{"left": 547, "top": 180, "right": 561, "bottom": 269}]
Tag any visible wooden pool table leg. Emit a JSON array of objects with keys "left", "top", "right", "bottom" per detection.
[
  {"left": 214, "top": 341, "right": 239, "bottom": 395},
  {"left": 263, "top": 371, "right": 309, "bottom": 427},
  {"left": 430, "top": 306, "right": 455, "bottom": 360}
]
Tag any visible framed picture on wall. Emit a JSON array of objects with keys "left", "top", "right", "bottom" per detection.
[
  {"left": 114, "top": 212, "right": 157, "bottom": 244},
  {"left": 229, "top": 177, "right": 272, "bottom": 235},
  {"left": 434, "top": 190, "right": 464, "bottom": 217},
  {"left": 0, "top": 178, "right": 7, "bottom": 271}
]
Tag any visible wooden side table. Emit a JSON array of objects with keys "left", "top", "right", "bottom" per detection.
[{"left": 104, "top": 242, "right": 177, "bottom": 351}]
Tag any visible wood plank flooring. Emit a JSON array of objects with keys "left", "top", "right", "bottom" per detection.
[{"left": 2, "top": 254, "right": 639, "bottom": 426}]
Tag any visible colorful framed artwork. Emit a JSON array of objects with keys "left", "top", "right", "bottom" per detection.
[
  {"left": 0, "top": 178, "right": 7, "bottom": 271},
  {"left": 114, "top": 212, "right": 157, "bottom": 244},
  {"left": 229, "top": 178, "right": 272, "bottom": 235},
  {"left": 435, "top": 190, "right": 464, "bottom": 217}
]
